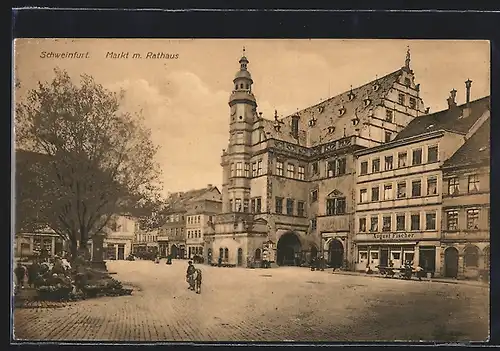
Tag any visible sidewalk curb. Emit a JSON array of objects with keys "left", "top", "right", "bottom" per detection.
[{"left": 331, "top": 271, "right": 489, "bottom": 288}]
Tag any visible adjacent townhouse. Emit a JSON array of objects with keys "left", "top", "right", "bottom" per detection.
[
  {"left": 353, "top": 84, "right": 489, "bottom": 276},
  {"left": 440, "top": 117, "right": 490, "bottom": 279}
]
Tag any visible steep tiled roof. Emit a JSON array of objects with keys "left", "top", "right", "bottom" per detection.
[
  {"left": 442, "top": 117, "right": 490, "bottom": 168},
  {"left": 262, "top": 69, "right": 404, "bottom": 147},
  {"left": 166, "top": 186, "right": 220, "bottom": 211},
  {"left": 394, "top": 96, "right": 490, "bottom": 141}
]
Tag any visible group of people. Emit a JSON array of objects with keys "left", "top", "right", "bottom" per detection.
[
  {"left": 14, "top": 256, "right": 72, "bottom": 292},
  {"left": 310, "top": 255, "right": 327, "bottom": 271},
  {"left": 367, "top": 260, "right": 426, "bottom": 281}
]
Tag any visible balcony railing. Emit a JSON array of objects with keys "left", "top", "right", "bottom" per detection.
[{"left": 214, "top": 212, "right": 254, "bottom": 224}]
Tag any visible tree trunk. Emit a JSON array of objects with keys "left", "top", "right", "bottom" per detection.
[
  {"left": 79, "top": 228, "right": 91, "bottom": 261},
  {"left": 70, "top": 238, "right": 78, "bottom": 261}
]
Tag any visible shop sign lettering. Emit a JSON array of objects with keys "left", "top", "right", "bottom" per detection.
[{"left": 373, "top": 233, "right": 415, "bottom": 240}]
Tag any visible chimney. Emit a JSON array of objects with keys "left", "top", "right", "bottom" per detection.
[
  {"left": 447, "top": 89, "right": 457, "bottom": 110},
  {"left": 465, "top": 79, "right": 472, "bottom": 105},
  {"left": 425, "top": 107, "right": 430, "bottom": 114}
]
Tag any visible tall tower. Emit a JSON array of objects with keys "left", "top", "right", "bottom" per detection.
[{"left": 221, "top": 48, "right": 257, "bottom": 213}]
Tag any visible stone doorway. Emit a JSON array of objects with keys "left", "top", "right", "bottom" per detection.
[
  {"left": 277, "top": 232, "right": 301, "bottom": 266},
  {"left": 328, "top": 239, "right": 344, "bottom": 268},
  {"left": 444, "top": 247, "right": 459, "bottom": 278}
]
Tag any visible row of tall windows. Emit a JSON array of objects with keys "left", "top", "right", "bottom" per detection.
[
  {"left": 358, "top": 211, "right": 437, "bottom": 232},
  {"left": 187, "top": 230, "right": 202, "bottom": 239},
  {"left": 229, "top": 198, "right": 249, "bottom": 213},
  {"left": 447, "top": 174, "right": 481, "bottom": 195},
  {"left": 359, "top": 145, "right": 438, "bottom": 175},
  {"left": 445, "top": 207, "right": 488, "bottom": 231},
  {"left": 276, "top": 161, "right": 306, "bottom": 180},
  {"left": 187, "top": 215, "right": 201, "bottom": 224},
  {"left": 275, "top": 197, "right": 306, "bottom": 217},
  {"left": 359, "top": 176, "right": 438, "bottom": 203},
  {"left": 230, "top": 160, "right": 263, "bottom": 178},
  {"left": 166, "top": 214, "right": 184, "bottom": 222},
  {"left": 300, "top": 158, "right": 348, "bottom": 179},
  {"left": 398, "top": 91, "right": 417, "bottom": 109}
]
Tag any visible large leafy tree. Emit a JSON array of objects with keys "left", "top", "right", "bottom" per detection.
[{"left": 15, "top": 68, "right": 163, "bottom": 259}]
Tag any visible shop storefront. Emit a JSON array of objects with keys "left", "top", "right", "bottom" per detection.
[
  {"left": 355, "top": 243, "right": 416, "bottom": 271},
  {"left": 188, "top": 246, "right": 204, "bottom": 259},
  {"left": 158, "top": 242, "right": 169, "bottom": 257},
  {"left": 104, "top": 239, "right": 132, "bottom": 260},
  {"left": 354, "top": 232, "right": 440, "bottom": 275}
]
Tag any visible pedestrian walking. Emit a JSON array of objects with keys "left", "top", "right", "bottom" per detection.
[
  {"left": 186, "top": 261, "right": 196, "bottom": 290},
  {"left": 415, "top": 265, "right": 425, "bottom": 281},
  {"left": 320, "top": 255, "right": 325, "bottom": 271}
]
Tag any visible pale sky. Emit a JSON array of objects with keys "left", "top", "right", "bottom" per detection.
[{"left": 13, "top": 39, "right": 490, "bottom": 196}]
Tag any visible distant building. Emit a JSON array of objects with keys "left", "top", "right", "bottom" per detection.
[
  {"left": 133, "top": 226, "right": 159, "bottom": 256},
  {"left": 211, "top": 48, "right": 426, "bottom": 268},
  {"left": 353, "top": 84, "right": 489, "bottom": 276},
  {"left": 15, "top": 230, "right": 65, "bottom": 259},
  {"left": 160, "top": 185, "right": 222, "bottom": 259},
  {"left": 184, "top": 185, "right": 222, "bottom": 261},
  {"left": 440, "top": 114, "right": 490, "bottom": 279}
]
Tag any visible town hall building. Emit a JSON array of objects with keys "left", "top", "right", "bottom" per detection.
[{"left": 207, "top": 48, "right": 428, "bottom": 268}]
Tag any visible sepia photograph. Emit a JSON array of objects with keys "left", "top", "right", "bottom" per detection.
[{"left": 12, "top": 38, "right": 490, "bottom": 342}]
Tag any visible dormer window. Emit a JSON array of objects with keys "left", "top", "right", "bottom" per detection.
[
  {"left": 373, "top": 83, "right": 380, "bottom": 91},
  {"left": 348, "top": 91, "right": 355, "bottom": 101},
  {"left": 274, "top": 124, "right": 281, "bottom": 132},
  {"left": 308, "top": 118, "right": 317, "bottom": 127},
  {"left": 338, "top": 105, "right": 346, "bottom": 116},
  {"left": 352, "top": 117, "right": 360, "bottom": 126},
  {"left": 328, "top": 126, "right": 335, "bottom": 134},
  {"left": 364, "top": 97, "right": 371, "bottom": 107},
  {"left": 318, "top": 106, "right": 325, "bottom": 113}
]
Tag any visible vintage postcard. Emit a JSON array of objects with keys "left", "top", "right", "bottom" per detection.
[{"left": 12, "top": 38, "right": 490, "bottom": 342}]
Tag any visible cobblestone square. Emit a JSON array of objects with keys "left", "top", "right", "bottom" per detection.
[{"left": 13, "top": 260, "right": 489, "bottom": 342}]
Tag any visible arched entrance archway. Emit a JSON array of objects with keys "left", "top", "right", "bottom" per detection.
[
  {"left": 464, "top": 245, "right": 480, "bottom": 268},
  {"left": 328, "top": 239, "right": 344, "bottom": 268},
  {"left": 277, "top": 232, "right": 301, "bottom": 266},
  {"left": 444, "top": 247, "right": 459, "bottom": 278},
  {"left": 171, "top": 245, "right": 178, "bottom": 258}
]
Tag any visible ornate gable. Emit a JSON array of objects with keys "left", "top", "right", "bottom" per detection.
[{"left": 327, "top": 189, "right": 344, "bottom": 197}]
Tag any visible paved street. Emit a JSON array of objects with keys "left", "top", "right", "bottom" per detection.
[{"left": 13, "top": 260, "right": 489, "bottom": 342}]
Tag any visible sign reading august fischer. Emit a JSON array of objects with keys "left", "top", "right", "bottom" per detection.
[{"left": 373, "top": 233, "right": 415, "bottom": 240}]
